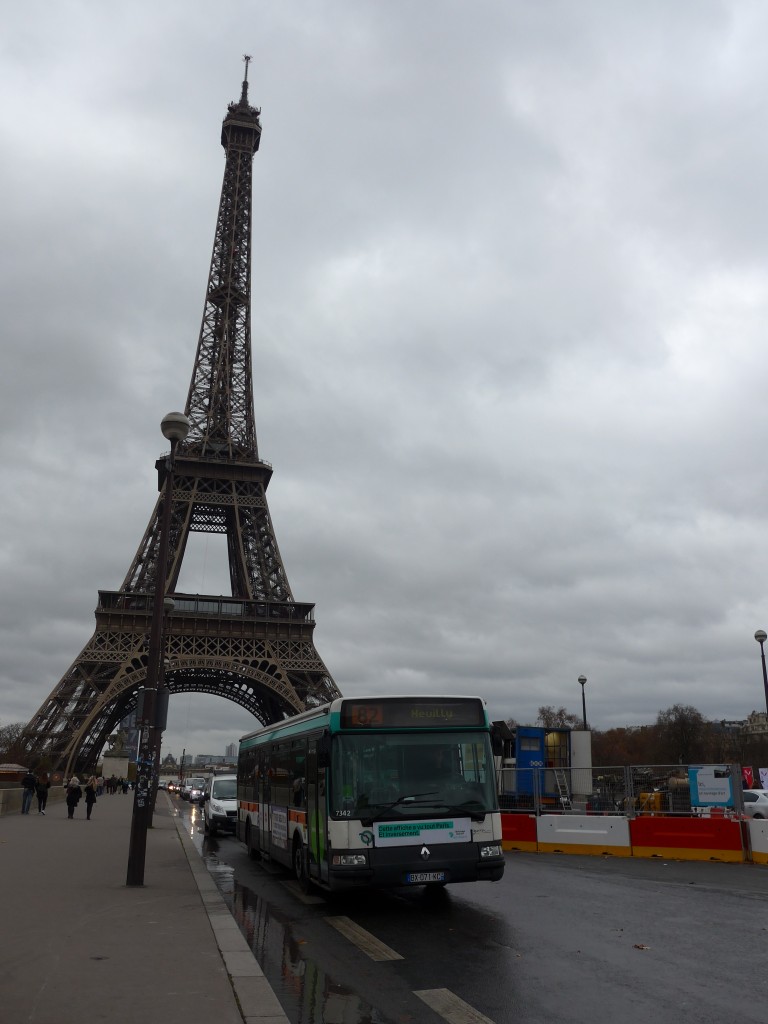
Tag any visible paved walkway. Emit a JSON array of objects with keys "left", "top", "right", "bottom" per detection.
[{"left": 0, "top": 789, "right": 289, "bottom": 1024}]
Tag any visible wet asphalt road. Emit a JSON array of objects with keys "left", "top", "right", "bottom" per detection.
[{"left": 176, "top": 799, "right": 767, "bottom": 1024}]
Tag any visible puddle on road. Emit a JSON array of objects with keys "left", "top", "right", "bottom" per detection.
[
  {"left": 229, "top": 878, "right": 390, "bottom": 1024},
  {"left": 193, "top": 831, "right": 390, "bottom": 1024}
]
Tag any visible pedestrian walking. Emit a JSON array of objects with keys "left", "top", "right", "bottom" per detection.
[
  {"left": 21, "top": 769, "right": 37, "bottom": 814},
  {"left": 66, "top": 777, "right": 83, "bottom": 819},
  {"left": 121, "top": 778, "right": 129, "bottom": 794},
  {"left": 84, "top": 776, "right": 98, "bottom": 820},
  {"left": 36, "top": 772, "right": 51, "bottom": 814},
  {"left": 96, "top": 775, "right": 104, "bottom": 796}
]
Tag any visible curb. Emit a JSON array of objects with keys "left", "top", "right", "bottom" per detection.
[{"left": 168, "top": 797, "right": 290, "bottom": 1024}]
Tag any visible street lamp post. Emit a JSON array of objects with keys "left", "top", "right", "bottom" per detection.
[
  {"left": 148, "top": 596, "right": 175, "bottom": 823},
  {"left": 126, "top": 411, "right": 189, "bottom": 887},
  {"left": 578, "top": 675, "right": 588, "bottom": 730},
  {"left": 754, "top": 630, "right": 768, "bottom": 716}
]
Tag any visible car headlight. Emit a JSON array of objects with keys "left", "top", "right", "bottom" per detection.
[{"left": 479, "top": 843, "right": 502, "bottom": 858}]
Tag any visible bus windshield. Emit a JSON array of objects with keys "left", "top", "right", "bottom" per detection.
[{"left": 330, "top": 731, "right": 497, "bottom": 821}]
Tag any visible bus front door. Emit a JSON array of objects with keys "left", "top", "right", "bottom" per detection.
[{"left": 306, "top": 741, "right": 328, "bottom": 885}]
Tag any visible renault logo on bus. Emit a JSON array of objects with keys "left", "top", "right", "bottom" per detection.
[{"left": 420, "top": 845, "right": 431, "bottom": 860}]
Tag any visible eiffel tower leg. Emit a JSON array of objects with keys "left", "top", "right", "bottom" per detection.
[{"left": 21, "top": 622, "right": 149, "bottom": 777}]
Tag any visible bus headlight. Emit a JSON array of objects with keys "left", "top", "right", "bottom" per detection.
[
  {"left": 479, "top": 843, "right": 502, "bottom": 859},
  {"left": 332, "top": 852, "right": 368, "bottom": 867}
]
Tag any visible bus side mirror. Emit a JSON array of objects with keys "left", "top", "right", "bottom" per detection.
[{"left": 317, "top": 731, "right": 331, "bottom": 768}]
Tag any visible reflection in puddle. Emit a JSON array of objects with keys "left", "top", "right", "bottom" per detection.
[
  {"left": 229, "top": 879, "right": 390, "bottom": 1024},
  {"left": 197, "top": 838, "right": 389, "bottom": 1024}
]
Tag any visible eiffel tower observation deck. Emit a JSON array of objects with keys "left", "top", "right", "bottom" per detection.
[{"left": 22, "top": 61, "right": 342, "bottom": 778}]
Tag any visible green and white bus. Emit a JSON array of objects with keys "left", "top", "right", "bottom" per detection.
[{"left": 237, "top": 695, "right": 505, "bottom": 891}]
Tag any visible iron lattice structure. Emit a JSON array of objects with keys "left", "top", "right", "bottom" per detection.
[{"left": 22, "top": 66, "right": 341, "bottom": 777}]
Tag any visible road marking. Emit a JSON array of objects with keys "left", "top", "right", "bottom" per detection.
[
  {"left": 415, "top": 988, "right": 496, "bottom": 1024},
  {"left": 325, "top": 916, "right": 404, "bottom": 961}
]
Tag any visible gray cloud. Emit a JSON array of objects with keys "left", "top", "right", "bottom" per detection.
[{"left": 3, "top": 1, "right": 768, "bottom": 761}]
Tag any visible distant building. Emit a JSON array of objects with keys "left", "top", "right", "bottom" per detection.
[
  {"left": 225, "top": 742, "right": 237, "bottom": 759},
  {"left": 743, "top": 711, "right": 768, "bottom": 737},
  {"left": 719, "top": 712, "right": 768, "bottom": 737},
  {"left": 194, "top": 754, "right": 224, "bottom": 766}
]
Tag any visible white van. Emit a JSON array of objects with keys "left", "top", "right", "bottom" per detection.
[{"left": 203, "top": 774, "right": 237, "bottom": 836}]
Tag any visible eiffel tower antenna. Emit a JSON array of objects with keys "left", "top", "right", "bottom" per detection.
[
  {"left": 241, "top": 54, "right": 252, "bottom": 102},
  {"left": 22, "top": 71, "right": 342, "bottom": 778}
]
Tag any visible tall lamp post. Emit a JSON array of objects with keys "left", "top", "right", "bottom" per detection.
[
  {"left": 578, "top": 675, "right": 588, "bottom": 730},
  {"left": 754, "top": 630, "right": 768, "bottom": 716},
  {"left": 148, "top": 596, "right": 175, "bottom": 823},
  {"left": 126, "top": 411, "right": 190, "bottom": 887}
]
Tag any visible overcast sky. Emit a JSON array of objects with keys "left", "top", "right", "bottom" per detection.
[{"left": 3, "top": 1, "right": 768, "bottom": 763}]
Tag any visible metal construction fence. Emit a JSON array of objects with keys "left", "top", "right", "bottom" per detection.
[{"left": 495, "top": 763, "right": 748, "bottom": 817}]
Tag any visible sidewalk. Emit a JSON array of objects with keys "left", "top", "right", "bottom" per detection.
[{"left": 0, "top": 789, "right": 289, "bottom": 1024}]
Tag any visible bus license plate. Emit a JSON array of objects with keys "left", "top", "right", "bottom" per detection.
[{"left": 406, "top": 871, "right": 445, "bottom": 884}]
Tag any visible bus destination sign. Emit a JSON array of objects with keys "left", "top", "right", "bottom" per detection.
[{"left": 340, "top": 697, "right": 485, "bottom": 730}]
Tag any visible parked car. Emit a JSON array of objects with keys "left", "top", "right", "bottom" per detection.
[
  {"left": 203, "top": 774, "right": 237, "bottom": 836},
  {"left": 742, "top": 790, "right": 768, "bottom": 818}
]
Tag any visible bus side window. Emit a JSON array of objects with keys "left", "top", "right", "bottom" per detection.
[
  {"left": 291, "top": 740, "right": 306, "bottom": 807},
  {"left": 260, "top": 752, "right": 270, "bottom": 802},
  {"left": 272, "top": 743, "right": 291, "bottom": 806}
]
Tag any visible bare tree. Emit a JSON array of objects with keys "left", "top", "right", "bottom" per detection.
[
  {"left": 591, "top": 725, "right": 658, "bottom": 766},
  {"left": 653, "top": 704, "right": 713, "bottom": 764},
  {"left": 536, "top": 705, "right": 582, "bottom": 729},
  {"left": 0, "top": 721, "right": 27, "bottom": 764}
]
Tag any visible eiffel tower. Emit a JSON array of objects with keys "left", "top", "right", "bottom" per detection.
[{"left": 22, "top": 60, "right": 341, "bottom": 777}]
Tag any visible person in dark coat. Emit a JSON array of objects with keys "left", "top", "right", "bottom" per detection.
[
  {"left": 66, "top": 777, "right": 83, "bottom": 819},
  {"left": 21, "top": 770, "right": 37, "bottom": 814},
  {"left": 84, "top": 776, "right": 98, "bottom": 820},
  {"left": 36, "top": 772, "right": 51, "bottom": 814}
]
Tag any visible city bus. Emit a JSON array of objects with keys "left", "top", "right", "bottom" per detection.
[{"left": 236, "top": 695, "right": 505, "bottom": 891}]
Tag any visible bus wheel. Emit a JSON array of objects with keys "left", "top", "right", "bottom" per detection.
[
  {"left": 245, "top": 821, "right": 260, "bottom": 861},
  {"left": 293, "top": 836, "right": 311, "bottom": 893}
]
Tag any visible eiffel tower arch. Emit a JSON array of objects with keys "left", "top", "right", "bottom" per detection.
[{"left": 22, "top": 63, "right": 341, "bottom": 778}]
